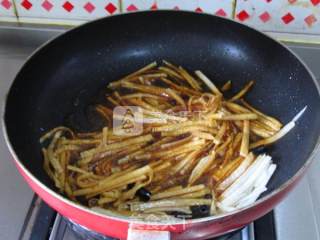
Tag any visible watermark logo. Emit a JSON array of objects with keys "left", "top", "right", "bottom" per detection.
[
  {"left": 130, "top": 213, "right": 192, "bottom": 231},
  {"left": 113, "top": 106, "right": 207, "bottom": 136},
  {"left": 113, "top": 106, "right": 143, "bottom": 136}
]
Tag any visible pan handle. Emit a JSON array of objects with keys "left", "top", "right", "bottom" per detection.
[{"left": 127, "top": 226, "right": 170, "bottom": 240}]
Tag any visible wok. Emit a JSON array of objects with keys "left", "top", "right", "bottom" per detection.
[{"left": 3, "top": 11, "right": 320, "bottom": 240}]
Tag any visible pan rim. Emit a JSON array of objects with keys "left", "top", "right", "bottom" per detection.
[{"left": 2, "top": 10, "right": 320, "bottom": 226}]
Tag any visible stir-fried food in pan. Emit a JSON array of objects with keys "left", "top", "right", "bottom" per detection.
[{"left": 40, "top": 61, "right": 306, "bottom": 220}]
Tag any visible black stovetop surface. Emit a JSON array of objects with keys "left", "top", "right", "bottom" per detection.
[{"left": 26, "top": 199, "right": 276, "bottom": 240}]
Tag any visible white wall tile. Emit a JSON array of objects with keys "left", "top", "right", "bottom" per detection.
[
  {"left": 123, "top": 0, "right": 234, "bottom": 16},
  {"left": 235, "top": 0, "right": 320, "bottom": 34},
  {"left": 6, "top": 0, "right": 320, "bottom": 38},
  {"left": 122, "top": 0, "right": 155, "bottom": 12},
  {"left": 15, "top": 0, "right": 120, "bottom": 25},
  {"left": 156, "top": 0, "right": 181, "bottom": 10},
  {"left": 0, "top": 0, "right": 17, "bottom": 22},
  {"left": 122, "top": 0, "right": 197, "bottom": 12},
  {"left": 198, "top": 0, "right": 234, "bottom": 18},
  {"left": 174, "top": 0, "right": 198, "bottom": 11}
]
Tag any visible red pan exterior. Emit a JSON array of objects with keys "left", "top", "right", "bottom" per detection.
[
  {"left": 5, "top": 11, "right": 320, "bottom": 240},
  {"left": 14, "top": 156, "right": 306, "bottom": 240}
]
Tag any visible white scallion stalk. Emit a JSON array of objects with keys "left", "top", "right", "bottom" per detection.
[
  {"left": 217, "top": 153, "right": 254, "bottom": 192},
  {"left": 254, "top": 164, "right": 277, "bottom": 188},
  {"left": 235, "top": 186, "right": 267, "bottom": 209},
  {"left": 250, "top": 106, "right": 307, "bottom": 149},
  {"left": 219, "top": 155, "right": 272, "bottom": 206},
  {"left": 195, "top": 70, "right": 222, "bottom": 96},
  {"left": 235, "top": 164, "right": 277, "bottom": 209},
  {"left": 217, "top": 202, "right": 237, "bottom": 213}
]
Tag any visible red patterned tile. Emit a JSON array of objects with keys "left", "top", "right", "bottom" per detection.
[
  {"left": 14, "top": 0, "right": 120, "bottom": 24},
  {"left": 83, "top": 2, "right": 95, "bottom": 13},
  {"left": 305, "top": 14, "right": 317, "bottom": 26},
  {"left": 311, "top": 0, "right": 320, "bottom": 6},
  {"left": 1, "top": 0, "right": 12, "bottom": 9},
  {"left": 105, "top": 2, "right": 117, "bottom": 14},
  {"left": 21, "top": 0, "right": 32, "bottom": 10},
  {"left": 42, "top": 0, "right": 53, "bottom": 12},
  {"left": 237, "top": 10, "right": 250, "bottom": 22},
  {"left": 195, "top": 7, "right": 203, "bottom": 13},
  {"left": 127, "top": 4, "right": 138, "bottom": 12},
  {"left": 62, "top": 1, "right": 74, "bottom": 12},
  {"left": 150, "top": 2, "right": 157, "bottom": 10},
  {"left": 196, "top": 1, "right": 233, "bottom": 18},
  {"left": 282, "top": 13, "right": 294, "bottom": 24},
  {"left": 259, "top": 11, "right": 271, "bottom": 23},
  {"left": 215, "top": 9, "right": 227, "bottom": 17},
  {"left": 236, "top": 0, "right": 320, "bottom": 36}
]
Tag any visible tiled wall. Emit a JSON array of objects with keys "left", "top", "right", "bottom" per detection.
[
  {"left": 1, "top": 0, "right": 320, "bottom": 41},
  {"left": 235, "top": 0, "right": 320, "bottom": 34},
  {"left": 122, "top": 0, "right": 235, "bottom": 18},
  {"left": 13, "top": 0, "right": 120, "bottom": 24},
  {"left": 0, "top": 0, "right": 16, "bottom": 22}
]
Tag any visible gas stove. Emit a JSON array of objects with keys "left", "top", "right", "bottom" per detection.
[
  {"left": 1, "top": 25, "right": 320, "bottom": 240},
  {"left": 19, "top": 197, "right": 275, "bottom": 240}
]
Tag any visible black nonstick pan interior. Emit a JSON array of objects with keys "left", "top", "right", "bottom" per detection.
[{"left": 4, "top": 11, "right": 320, "bottom": 200}]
